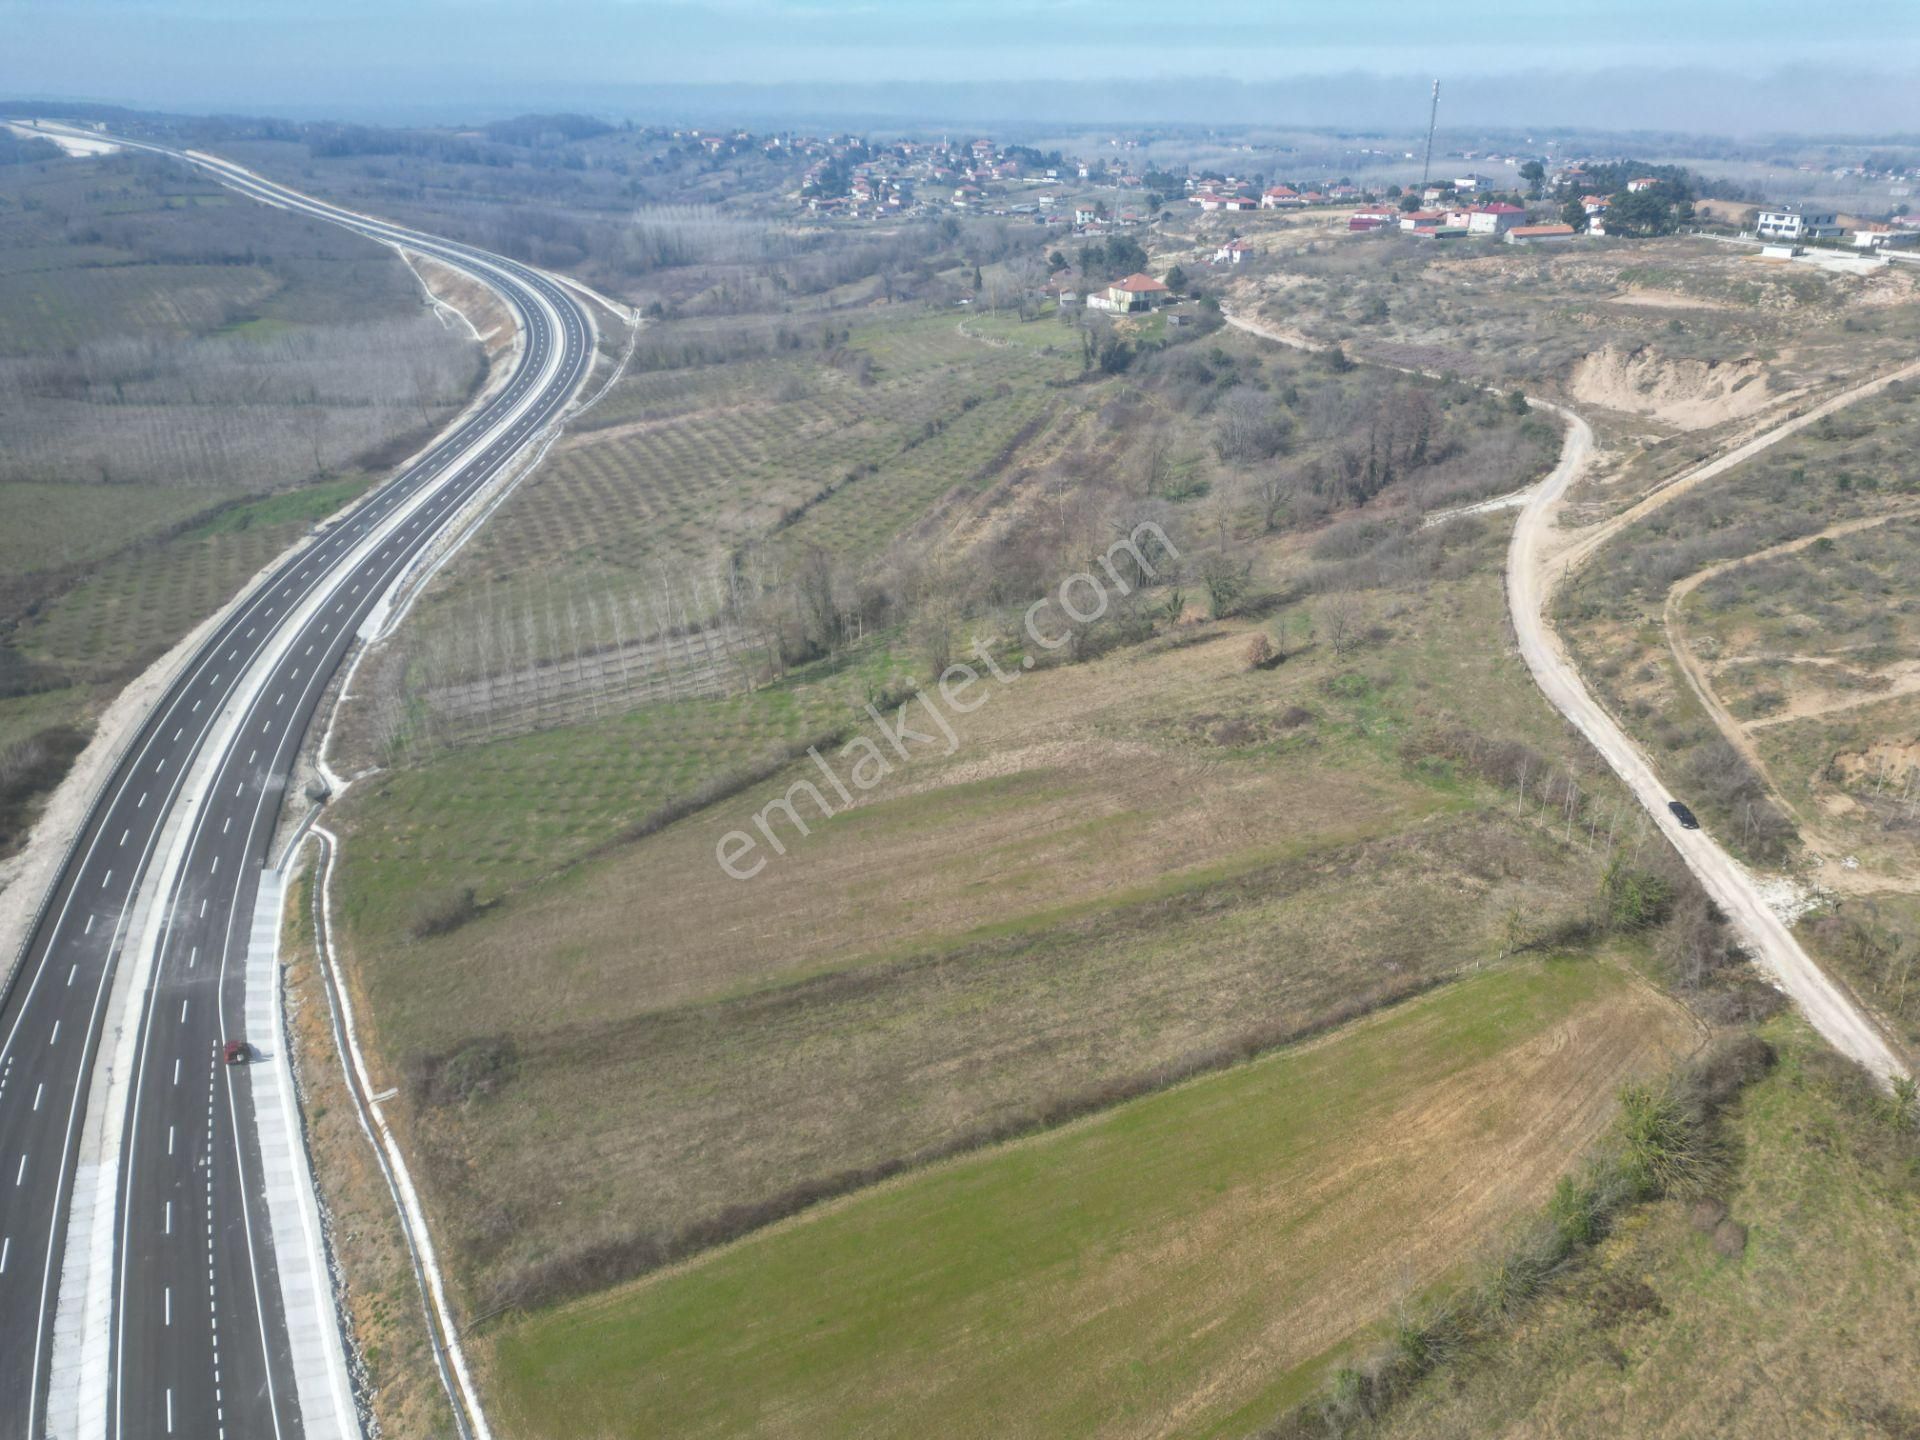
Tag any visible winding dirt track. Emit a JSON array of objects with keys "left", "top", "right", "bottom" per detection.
[{"left": 1225, "top": 307, "right": 1910, "bottom": 1084}]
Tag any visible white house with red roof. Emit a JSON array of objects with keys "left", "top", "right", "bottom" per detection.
[
  {"left": 1261, "top": 186, "right": 1302, "bottom": 209},
  {"left": 1086, "top": 272, "right": 1172, "bottom": 312},
  {"left": 1212, "top": 239, "right": 1255, "bottom": 264}
]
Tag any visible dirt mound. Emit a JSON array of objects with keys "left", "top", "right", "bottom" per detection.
[
  {"left": 1833, "top": 736, "right": 1920, "bottom": 790},
  {"left": 1569, "top": 344, "right": 1774, "bottom": 430}
]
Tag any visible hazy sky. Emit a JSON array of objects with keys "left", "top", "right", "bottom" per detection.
[{"left": 3, "top": 0, "right": 1916, "bottom": 121}]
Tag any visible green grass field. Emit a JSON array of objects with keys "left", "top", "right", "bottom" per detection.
[{"left": 482, "top": 960, "right": 1689, "bottom": 1440}]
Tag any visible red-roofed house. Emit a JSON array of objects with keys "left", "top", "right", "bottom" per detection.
[
  {"left": 1087, "top": 272, "right": 1172, "bottom": 312},
  {"left": 1627, "top": 177, "right": 1659, "bottom": 193},
  {"left": 1505, "top": 222, "right": 1577, "bottom": 245},
  {"left": 1213, "top": 239, "right": 1255, "bottom": 264},
  {"left": 1261, "top": 186, "right": 1302, "bottom": 209},
  {"left": 1459, "top": 202, "right": 1528, "bottom": 235}
]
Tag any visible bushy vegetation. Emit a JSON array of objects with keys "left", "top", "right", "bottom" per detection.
[{"left": 1268, "top": 1032, "right": 1776, "bottom": 1439}]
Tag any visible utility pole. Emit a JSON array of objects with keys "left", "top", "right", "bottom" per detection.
[{"left": 1420, "top": 79, "right": 1440, "bottom": 189}]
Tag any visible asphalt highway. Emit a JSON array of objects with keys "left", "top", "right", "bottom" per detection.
[{"left": 0, "top": 131, "right": 593, "bottom": 1438}]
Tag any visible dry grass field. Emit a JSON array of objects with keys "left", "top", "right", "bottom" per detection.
[
  {"left": 1363, "top": 1015, "right": 1920, "bottom": 1440},
  {"left": 478, "top": 959, "right": 1694, "bottom": 1440}
]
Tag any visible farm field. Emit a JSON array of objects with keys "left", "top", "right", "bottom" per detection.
[
  {"left": 335, "top": 505, "right": 1644, "bottom": 1318},
  {"left": 1365, "top": 1015, "right": 1920, "bottom": 1440},
  {"left": 367, "top": 305, "right": 1087, "bottom": 733},
  {"left": 479, "top": 959, "right": 1693, "bottom": 1440},
  {"left": 0, "top": 145, "right": 481, "bottom": 853}
]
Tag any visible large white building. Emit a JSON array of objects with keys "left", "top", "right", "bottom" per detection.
[{"left": 1756, "top": 205, "right": 1841, "bottom": 241}]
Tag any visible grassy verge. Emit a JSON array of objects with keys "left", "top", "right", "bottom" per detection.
[{"left": 481, "top": 959, "right": 1691, "bottom": 1440}]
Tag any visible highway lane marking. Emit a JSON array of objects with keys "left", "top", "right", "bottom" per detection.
[
  {"left": 165, "top": 1201, "right": 171, "bottom": 1234},
  {"left": 210, "top": 855, "right": 219, "bottom": 876},
  {"left": 102, "top": 868, "right": 112, "bottom": 887},
  {"left": 166, "top": 1386, "right": 173, "bottom": 1433},
  {"left": 15, "top": 1154, "right": 25, "bottom": 1185},
  {"left": 85, "top": 914, "right": 95, "bottom": 934},
  {"left": 48, "top": 1022, "right": 58, "bottom": 1045},
  {"left": 1, "top": 1236, "right": 9, "bottom": 1273},
  {"left": 168, "top": 1125, "right": 175, "bottom": 1155},
  {"left": 173, "top": 1059, "right": 180, "bottom": 1085},
  {"left": 119, "top": 829, "right": 129, "bottom": 846},
  {"left": 222, "top": 817, "right": 232, "bottom": 834},
  {"left": 247, "top": 750, "right": 256, "bottom": 764},
  {"left": 174, "top": 728, "right": 183, "bottom": 741},
  {"left": 165, "top": 1286, "right": 171, "bottom": 1326},
  {"left": 138, "top": 790, "right": 147, "bottom": 807},
  {"left": 13, "top": 158, "right": 584, "bottom": 1433},
  {"left": 189, "top": 947, "right": 197, "bottom": 968},
  {"left": 67, "top": 965, "right": 76, "bottom": 986},
  {"left": 33, "top": 1083, "right": 43, "bottom": 1110}
]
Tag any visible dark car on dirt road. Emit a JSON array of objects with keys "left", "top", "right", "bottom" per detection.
[{"left": 1668, "top": 800, "right": 1701, "bottom": 830}]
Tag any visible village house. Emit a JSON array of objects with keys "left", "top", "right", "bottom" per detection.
[
  {"left": 1349, "top": 210, "right": 1396, "bottom": 231},
  {"left": 1261, "top": 185, "right": 1302, "bottom": 208},
  {"left": 1627, "top": 176, "right": 1660, "bottom": 193},
  {"left": 1504, "top": 222, "right": 1577, "bottom": 245},
  {"left": 1757, "top": 204, "right": 1842, "bottom": 241},
  {"left": 1212, "top": 239, "right": 1254, "bottom": 264},
  {"left": 1447, "top": 202, "right": 1528, "bottom": 235},
  {"left": 1086, "top": 272, "right": 1171, "bottom": 313}
]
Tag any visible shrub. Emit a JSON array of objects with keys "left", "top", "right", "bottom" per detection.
[
  {"left": 409, "top": 1034, "right": 518, "bottom": 1107},
  {"left": 409, "top": 885, "right": 478, "bottom": 939}
]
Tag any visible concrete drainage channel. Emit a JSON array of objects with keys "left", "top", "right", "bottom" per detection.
[{"left": 300, "top": 826, "right": 489, "bottom": 1440}]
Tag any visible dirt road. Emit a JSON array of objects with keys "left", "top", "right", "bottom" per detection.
[
  {"left": 1225, "top": 302, "right": 1908, "bottom": 1084},
  {"left": 1510, "top": 409, "right": 1909, "bottom": 1084}
]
